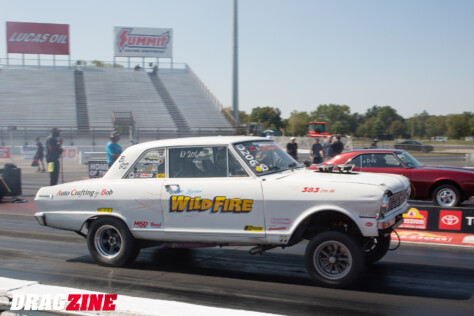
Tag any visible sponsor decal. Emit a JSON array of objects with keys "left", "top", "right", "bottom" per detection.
[
  {"left": 21, "top": 145, "right": 37, "bottom": 160},
  {"left": 462, "top": 236, "right": 474, "bottom": 244},
  {"left": 301, "top": 187, "right": 335, "bottom": 193},
  {"left": 7, "top": 21, "right": 70, "bottom": 55},
  {"left": 466, "top": 216, "right": 474, "bottom": 226},
  {"left": 170, "top": 195, "right": 253, "bottom": 213},
  {"left": 235, "top": 144, "right": 269, "bottom": 173},
  {"left": 133, "top": 221, "right": 148, "bottom": 228},
  {"left": 244, "top": 225, "right": 264, "bottom": 232},
  {"left": 60, "top": 147, "right": 77, "bottom": 161},
  {"left": 0, "top": 147, "right": 11, "bottom": 159},
  {"left": 139, "top": 173, "right": 153, "bottom": 178},
  {"left": 271, "top": 217, "right": 291, "bottom": 225},
  {"left": 89, "top": 161, "right": 109, "bottom": 178},
  {"left": 118, "top": 28, "right": 169, "bottom": 51},
  {"left": 279, "top": 235, "right": 289, "bottom": 243},
  {"left": 114, "top": 27, "right": 172, "bottom": 58},
  {"left": 97, "top": 208, "right": 112, "bottom": 213},
  {"left": 395, "top": 230, "right": 453, "bottom": 242},
  {"left": 365, "top": 222, "right": 374, "bottom": 227},
  {"left": 439, "top": 210, "right": 462, "bottom": 231},
  {"left": 56, "top": 189, "right": 113, "bottom": 198},
  {"left": 156, "top": 173, "right": 165, "bottom": 178},
  {"left": 150, "top": 222, "right": 162, "bottom": 228},
  {"left": 399, "top": 208, "right": 428, "bottom": 230},
  {"left": 10, "top": 293, "right": 117, "bottom": 311},
  {"left": 268, "top": 226, "right": 287, "bottom": 231}
]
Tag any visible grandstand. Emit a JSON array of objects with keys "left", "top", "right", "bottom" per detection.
[{"left": 0, "top": 64, "right": 235, "bottom": 144}]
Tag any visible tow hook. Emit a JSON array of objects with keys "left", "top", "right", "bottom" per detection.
[{"left": 249, "top": 245, "right": 276, "bottom": 255}]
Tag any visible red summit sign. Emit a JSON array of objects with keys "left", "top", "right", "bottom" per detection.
[{"left": 6, "top": 21, "right": 70, "bottom": 55}]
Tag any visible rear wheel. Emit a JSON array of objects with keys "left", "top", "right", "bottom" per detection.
[
  {"left": 432, "top": 184, "right": 462, "bottom": 207},
  {"left": 87, "top": 217, "right": 139, "bottom": 266},
  {"left": 305, "top": 231, "right": 365, "bottom": 288},
  {"left": 363, "top": 234, "right": 391, "bottom": 264}
]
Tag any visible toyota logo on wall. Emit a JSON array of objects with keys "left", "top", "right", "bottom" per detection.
[{"left": 441, "top": 215, "right": 459, "bottom": 226}]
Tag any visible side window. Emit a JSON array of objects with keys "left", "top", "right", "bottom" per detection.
[
  {"left": 348, "top": 155, "right": 362, "bottom": 167},
  {"left": 360, "top": 153, "right": 402, "bottom": 168},
  {"left": 384, "top": 154, "right": 402, "bottom": 167},
  {"left": 169, "top": 146, "right": 229, "bottom": 178},
  {"left": 127, "top": 148, "right": 166, "bottom": 178},
  {"left": 229, "top": 152, "right": 248, "bottom": 177}
]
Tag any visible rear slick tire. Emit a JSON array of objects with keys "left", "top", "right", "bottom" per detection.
[
  {"left": 87, "top": 217, "right": 139, "bottom": 267},
  {"left": 305, "top": 231, "right": 365, "bottom": 288}
]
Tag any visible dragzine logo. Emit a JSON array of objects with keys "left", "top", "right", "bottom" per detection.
[
  {"left": 118, "top": 28, "right": 170, "bottom": 52},
  {"left": 10, "top": 293, "right": 117, "bottom": 311}
]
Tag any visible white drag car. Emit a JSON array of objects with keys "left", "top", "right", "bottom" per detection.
[{"left": 35, "top": 136, "right": 410, "bottom": 287}]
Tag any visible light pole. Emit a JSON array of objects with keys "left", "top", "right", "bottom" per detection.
[{"left": 232, "top": 0, "right": 239, "bottom": 126}]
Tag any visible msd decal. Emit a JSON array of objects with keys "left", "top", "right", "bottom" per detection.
[
  {"left": 133, "top": 221, "right": 148, "bottom": 228},
  {"left": 439, "top": 210, "right": 462, "bottom": 231},
  {"left": 10, "top": 294, "right": 117, "bottom": 311}
]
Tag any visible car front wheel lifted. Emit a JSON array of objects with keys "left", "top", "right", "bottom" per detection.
[{"left": 305, "top": 231, "right": 365, "bottom": 288}]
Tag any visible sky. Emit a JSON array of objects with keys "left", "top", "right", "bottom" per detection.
[{"left": 1, "top": 0, "right": 473, "bottom": 119}]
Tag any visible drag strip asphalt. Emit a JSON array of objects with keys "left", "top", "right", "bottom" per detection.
[{"left": 0, "top": 213, "right": 473, "bottom": 316}]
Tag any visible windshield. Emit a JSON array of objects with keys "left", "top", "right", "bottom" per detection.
[
  {"left": 233, "top": 141, "right": 301, "bottom": 176},
  {"left": 396, "top": 151, "right": 423, "bottom": 168}
]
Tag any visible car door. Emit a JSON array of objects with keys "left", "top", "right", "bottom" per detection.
[
  {"left": 350, "top": 153, "right": 412, "bottom": 180},
  {"left": 120, "top": 148, "right": 166, "bottom": 231},
  {"left": 162, "top": 145, "right": 265, "bottom": 242}
]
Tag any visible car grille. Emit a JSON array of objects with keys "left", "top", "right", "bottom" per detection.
[{"left": 388, "top": 190, "right": 407, "bottom": 211}]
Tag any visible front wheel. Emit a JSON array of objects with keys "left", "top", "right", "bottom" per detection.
[
  {"left": 432, "top": 184, "right": 462, "bottom": 207},
  {"left": 87, "top": 217, "right": 140, "bottom": 266},
  {"left": 305, "top": 231, "right": 365, "bottom": 288},
  {"left": 363, "top": 234, "right": 391, "bottom": 264}
]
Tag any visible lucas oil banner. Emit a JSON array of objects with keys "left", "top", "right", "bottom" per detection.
[
  {"left": 114, "top": 27, "right": 173, "bottom": 58},
  {"left": 6, "top": 21, "right": 70, "bottom": 55}
]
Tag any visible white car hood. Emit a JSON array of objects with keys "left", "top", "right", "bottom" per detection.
[{"left": 272, "top": 169, "right": 409, "bottom": 193}]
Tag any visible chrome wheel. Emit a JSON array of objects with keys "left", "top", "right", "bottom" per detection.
[
  {"left": 436, "top": 188, "right": 456, "bottom": 207},
  {"left": 94, "top": 225, "right": 123, "bottom": 259},
  {"left": 313, "top": 240, "right": 352, "bottom": 280}
]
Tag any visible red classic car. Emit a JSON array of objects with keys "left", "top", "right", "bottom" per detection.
[{"left": 313, "top": 149, "right": 474, "bottom": 207}]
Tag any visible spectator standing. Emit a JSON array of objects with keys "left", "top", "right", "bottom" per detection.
[
  {"left": 322, "top": 136, "right": 334, "bottom": 161},
  {"left": 45, "top": 128, "right": 63, "bottom": 186},
  {"left": 106, "top": 131, "right": 122, "bottom": 167},
  {"left": 309, "top": 138, "right": 324, "bottom": 164},
  {"left": 286, "top": 137, "right": 298, "bottom": 161},
  {"left": 34, "top": 137, "right": 46, "bottom": 172},
  {"left": 331, "top": 135, "right": 344, "bottom": 156}
]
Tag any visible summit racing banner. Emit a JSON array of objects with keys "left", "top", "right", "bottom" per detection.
[
  {"left": 114, "top": 27, "right": 172, "bottom": 58},
  {"left": 6, "top": 21, "right": 70, "bottom": 55}
]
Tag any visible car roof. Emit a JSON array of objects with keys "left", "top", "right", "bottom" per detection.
[
  {"left": 128, "top": 136, "right": 270, "bottom": 151},
  {"left": 342, "top": 149, "right": 406, "bottom": 155}
]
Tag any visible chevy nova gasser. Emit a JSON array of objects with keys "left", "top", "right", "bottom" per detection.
[{"left": 35, "top": 136, "right": 410, "bottom": 287}]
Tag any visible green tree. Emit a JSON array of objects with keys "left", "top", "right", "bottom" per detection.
[
  {"left": 310, "top": 104, "right": 354, "bottom": 135},
  {"left": 249, "top": 107, "right": 283, "bottom": 130},
  {"left": 287, "top": 110, "right": 310, "bottom": 136},
  {"left": 446, "top": 113, "right": 471, "bottom": 139},
  {"left": 389, "top": 120, "right": 406, "bottom": 138},
  {"left": 425, "top": 116, "right": 447, "bottom": 138}
]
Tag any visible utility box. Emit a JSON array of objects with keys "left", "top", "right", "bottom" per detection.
[{"left": 0, "top": 164, "right": 22, "bottom": 198}]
